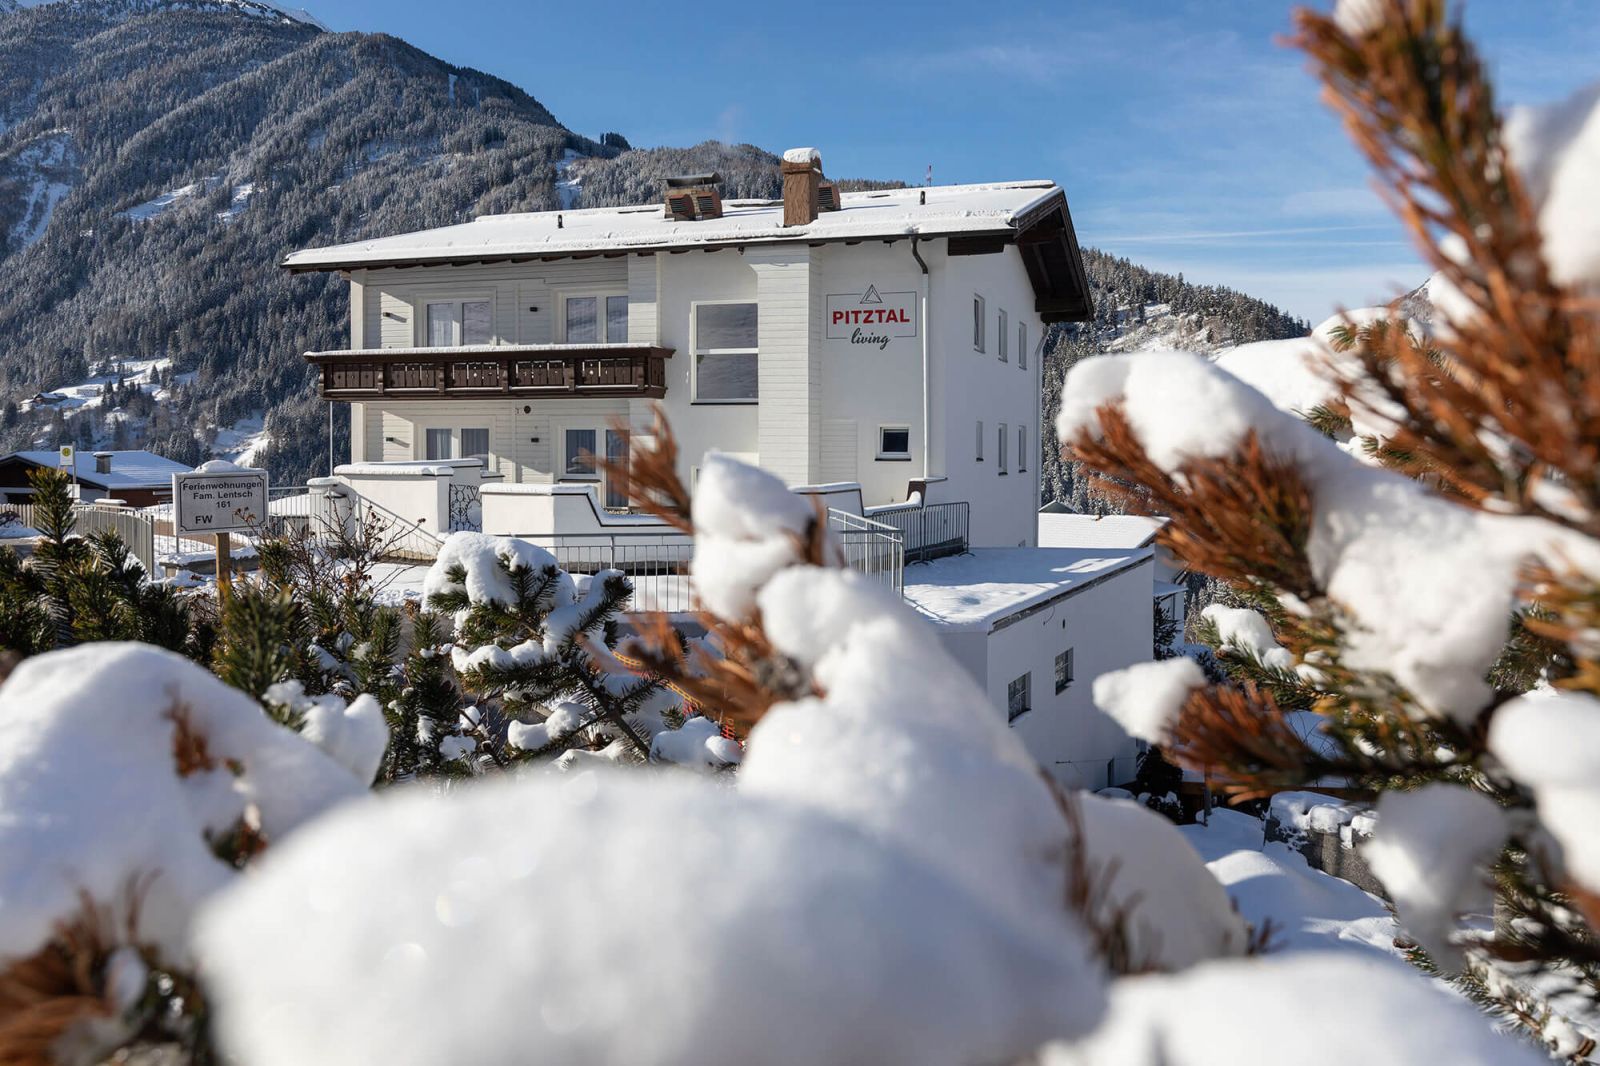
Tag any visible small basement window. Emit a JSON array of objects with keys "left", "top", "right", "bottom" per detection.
[
  {"left": 877, "top": 426, "right": 912, "bottom": 461},
  {"left": 973, "top": 295, "right": 986, "bottom": 352},
  {"left": 1055, "top": 648, "right": 1074, "bottom": 693},
  {"left": 1007, "top": 673, "right": 1031, "bottom": 721},
  {"left": 998, "top": 309, "right": 1009, "bottom": 362}
]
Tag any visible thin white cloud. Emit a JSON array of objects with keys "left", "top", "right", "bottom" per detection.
[{"left": 1098, "top": 224, "right": 1395, "bottom": 243}]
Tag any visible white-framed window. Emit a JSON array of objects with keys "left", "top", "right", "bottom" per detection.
[
  {"left": 1018, "top": 425, "right": 1027, "bottom": 472},
  {"left": 561, "top": 293, "right": 629, "bottom": 344},
  {"left": 424, "top": 427, "right": 453, "bottom": 461},
  {"left": 877, "top": 425, "right": 911, "bottom": 461},
  {"left": 1007, "top": 672, "right": 1031, "bottom": 721},
  {"left": 425, "top": 299, "right": 493, "bottom": 347},
  {"left": 693, "top": 301, "right": 759, "bottom": 402},
  {"left": 973, "top": 295, "right": 986, "bottom": 352},
  {"left": 998, "top": 422, "right": 1008, "bottom": 474},
  {"left": 558, "top": 425, "right": 631, "bottom": 508},
  {"left": 975, "top": 419, "right": 984, "bottom": 462},
  {"left": 604, "top": 428, "right": 630, "bottom": 508},
  {"left": 1055, "top": 648, "right": 1074, "bottom": 693},
  {"left": 1019, "top": 321, "right": 1028, "bottom": 370},
  {"left": 998, "top": 309, "right": 1009, "bottom": 362}
]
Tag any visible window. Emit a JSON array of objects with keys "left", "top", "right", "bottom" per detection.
[
  {"left": 878, "top": 426, "right": 911, "bottom": 461},
  {"left": 604, "top": 429, "right": 630, "bottom": 508},
  {"left": 461, "top": 428, "right": 490, "bottom": 462},
  {"left": 1018, "top": 425, "right": 1027, "bottom": 472},
  {"left": 562, "top": 294, "right": 629, "bottom": 343},
  {"left": 606, "top": 295, "right": 629, "bottom": 343},
  {"left": 694, "top": 302, "right": 759, "bottom": 402},
  {"left": 1019, "top": 322, "right": 1028, "bottom": 370},
  {"left": 425, "top": 300, "right": 492, "bottom": 347},
  {"left": 1055, "top": 648, "right": 1075, "bottom": 693},
  {"left": 998, "top": 309, "right": 1009, "bottom": 361},
  {"left": 565, "top": 428, "right": 598, "bottom": 477},
  {"left": 975, "top": 420, "right": 984, "bottom": 461},
  {"left": 565, "top": 296, "right": 598, "bottom": 343},
  {"left": 1007, "top": 673, "right": 1031, "bottom": 721},
  {"left": 424, "top": 428, "right": 453, "bottom": 461},
  {"left": 973, "top": 295, "right": 986, "bottom": 352},
  {"left": 998, "top": 423, "right": 1008, "bottom": 474}
]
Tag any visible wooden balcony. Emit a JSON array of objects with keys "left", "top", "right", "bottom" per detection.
[{"left": 305, "top": 345, "right": 673, "bottom": 401}]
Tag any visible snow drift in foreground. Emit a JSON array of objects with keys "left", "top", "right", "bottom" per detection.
[
  {"left": 196, "top": 772, "right": 1103, "bottom": 1066},
  {"left": 1042, "top": 951, "right": 1548, "bottom": 1066},
  {"left": 0, "top": 643, "right": 372, "bottom": 966}
]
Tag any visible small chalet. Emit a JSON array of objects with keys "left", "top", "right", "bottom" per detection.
[{"left": 0, "top": 450, "right": 193, "bottom": 508}]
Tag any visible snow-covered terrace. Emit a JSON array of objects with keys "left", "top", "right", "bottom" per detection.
[{"left": 902, "top": 546, "right": 1154, "bottom": 632}]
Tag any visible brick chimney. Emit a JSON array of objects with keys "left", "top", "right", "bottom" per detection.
[
  {"left": 93, "top": 451, "right": 112, "bottom": 475},
  {"left": 781, "top": 147, "right": 822, "bottom": 227}
]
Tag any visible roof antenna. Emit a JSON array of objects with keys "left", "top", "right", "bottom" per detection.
[{"left": 924, "top": 164, "right": 932, "bottom": 186}]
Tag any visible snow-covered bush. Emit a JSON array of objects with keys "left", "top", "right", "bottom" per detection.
[
  {"left": 0, "top": 642, "right": 375, "bottom": 1058},
  {"left": 1066, "top": 2, "right": 1600, "bottom": 1053}
]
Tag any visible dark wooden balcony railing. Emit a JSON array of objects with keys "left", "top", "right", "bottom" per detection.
[{"left": 305, "top": 345, "right": 673, "bottom": 401}]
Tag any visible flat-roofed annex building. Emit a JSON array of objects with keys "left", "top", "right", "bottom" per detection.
[{"left": 284, "top": 150, "right": 1091, "bottom": 548}]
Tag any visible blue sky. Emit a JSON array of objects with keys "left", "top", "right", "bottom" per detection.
[{"left": 309, "top": 0, "right": 1600, "bottom": 322}]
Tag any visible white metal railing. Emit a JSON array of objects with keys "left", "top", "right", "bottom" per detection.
[{"left": 827, "top": 508, "right": 905, "bottom": 595}]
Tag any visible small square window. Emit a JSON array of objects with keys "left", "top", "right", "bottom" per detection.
[
  {"left": 1055, "top": 648, "right": 1075, "bottom": 693},
  {"left": 877, "top": 426, "right": 911, "bottom": 460},
  {"left": 973, "top": 295, "right": 986, "bottom": 352},
  {"left": 998, "top": 309, "right": 1009, "bottom": 362},
  {"left": 1007, "top": 673, "right": 1031, "bottom": 721}
]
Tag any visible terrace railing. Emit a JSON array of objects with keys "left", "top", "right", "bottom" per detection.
[
  {"left": 306, "top": 345, "right": 674, "bottom": 402},
  {"left": 869, "top": 500, "right": 970, "bottom": 564}
]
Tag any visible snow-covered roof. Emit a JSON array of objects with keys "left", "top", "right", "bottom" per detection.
[
  {"left": 283, "top": 181, "right": 1067, "bottom": 271},
  {"left": 1037, "top": 512, "right": 1168, "bottom": 551},
  {"left": 902, "top": 547, "right": 1154, "bottom": 632},
  {"left": 6, "top": 450, "right": 193, "bottom": 489}
]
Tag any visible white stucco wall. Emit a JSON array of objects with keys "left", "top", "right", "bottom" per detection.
[{"left": 931, "top": 558, "right": 1154, "bottom": 790}]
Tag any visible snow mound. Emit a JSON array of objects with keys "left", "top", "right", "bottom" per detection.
[
  {"left": 1504, "top": 81, "right": 1600, "bottom": 292},
  {"left": 1073, "top": 793, "right": 1250, "bottom": 969},
  {"left": 1364, "top": 784, "right": 1506, "bottom": 967},
  {"left": 744, "top": 567, "right": 1083, "bottom": 931},
  {"left": 1090, "top": 657, "right": 1205, "bottom": 745},
  {"left": 424, "top": 530, "right": 566, "bottom": 608},
  {"left": 690, "top": 453, "right": 821, "bottom": 619},
  {"left": 1489, "top": 688, "right": 1600, "bottom": 894},
  {"left": 1042, "top": 951, "right": 1546, "bottom": 1066},
  {"left": 0, "top": 643, "right": 369, "bottom": 967},
  {"left": 195, "top": 772, "right": 1106, "bottom": 1066}
]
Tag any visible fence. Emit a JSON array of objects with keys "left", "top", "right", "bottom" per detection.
[
  {"left": 1, "top": 501, "right": 157, "bottom": 575},
  {"left": 826, "top": 509, "right": 906, "bottom": 595},
  {"left": 868, "top": 501, "right": 970, "bottom": 564}
]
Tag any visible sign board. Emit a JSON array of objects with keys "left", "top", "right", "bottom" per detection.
[
  {"left": 58, "top": 445, "right": 74, "bottom": 468},
  {"left": 825, "top": 284, "right": 918, "bottom": 349},
  {"left": 172, "top": 468, "right": 269, "bottom": 535}
]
